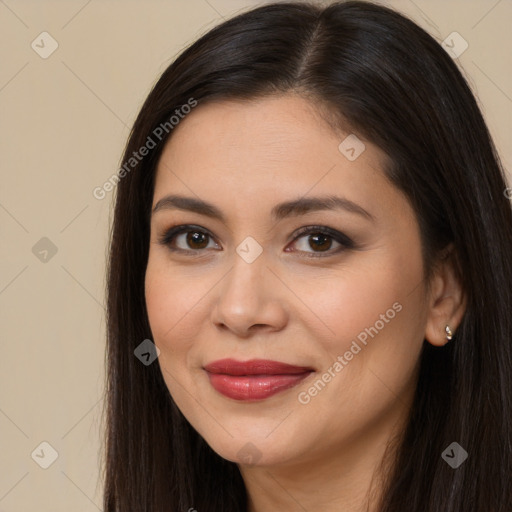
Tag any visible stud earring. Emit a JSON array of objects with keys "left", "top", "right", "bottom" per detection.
[{"left": 445, "top": 325, "right": 453, "bottom": 341}]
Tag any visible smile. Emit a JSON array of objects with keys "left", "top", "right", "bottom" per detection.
[{"left": 203, "top": 358, "right": 314, "bottom": 401}]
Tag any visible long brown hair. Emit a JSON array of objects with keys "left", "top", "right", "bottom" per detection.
[{"left": 102, "top": 1, "right": 512, "bottom": 510}]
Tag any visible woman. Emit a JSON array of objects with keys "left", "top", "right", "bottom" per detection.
[{"left": 102, "top": 1, "right": 512, "bottom": 510}]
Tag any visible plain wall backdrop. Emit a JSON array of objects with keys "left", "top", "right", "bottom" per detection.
[{"left": 0, "top": 0, "right": 510, "bottom": 510}]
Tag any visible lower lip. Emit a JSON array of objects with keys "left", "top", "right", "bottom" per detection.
[{"left": 205, "top": 371, "right": 312, "bottom": 401}]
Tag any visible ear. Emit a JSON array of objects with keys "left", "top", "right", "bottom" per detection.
[{"left": 424, "top": 243, "right": 467, "bottom": 347}]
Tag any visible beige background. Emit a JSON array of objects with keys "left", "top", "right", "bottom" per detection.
[{"left": 0, "top": 0, "right": 510, "bottom": 510}]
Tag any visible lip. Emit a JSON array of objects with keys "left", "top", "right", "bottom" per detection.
[{"left": 203, "top": 358, "right": 314, "bottom": 401}]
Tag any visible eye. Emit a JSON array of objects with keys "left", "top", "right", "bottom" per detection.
[
  {"left": 158, "top": 225, "right": 220, "bottom": 253},
  {"left": 157, "top": 224, "right": 355, "bottom": 258},
  {"left": 286, "top": 225, "right": 355, "bottom": 258}
]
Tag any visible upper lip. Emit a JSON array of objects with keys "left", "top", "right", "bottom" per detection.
[{"left": 203, "top": 358, "right": 314, "bottom": 376}]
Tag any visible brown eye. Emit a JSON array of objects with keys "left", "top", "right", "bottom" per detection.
[
  {"left": 158, "top": 224, "right": 354, "bottom": 258},
  {"left": 287, "top": 225, "right": 355, "bottom": 258},
  {"left": 158, "top": 225, "right": 220, "bottom": 252},
  {"left": 184, "top": 231, "right": 210, "bottom": 249},
  {"left": 306, "top": 233, "right": 333, "bottom": 252}
]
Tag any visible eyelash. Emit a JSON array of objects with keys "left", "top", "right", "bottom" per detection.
[{"left": 157, "top": 224, "right": 355, "bottom": 258}]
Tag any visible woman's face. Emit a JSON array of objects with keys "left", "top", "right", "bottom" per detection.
[{"left": 145, "top": 94, "right": 431, "bottom": 468}]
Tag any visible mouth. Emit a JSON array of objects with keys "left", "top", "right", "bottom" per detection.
[{"left": 203, "top": 358, "right": 315, "bottom": 401}]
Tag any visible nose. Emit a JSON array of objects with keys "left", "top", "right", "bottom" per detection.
[{"left": 211, "top": 251, "right": 288, "bottom": 338}]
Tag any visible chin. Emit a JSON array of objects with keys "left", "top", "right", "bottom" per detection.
[{"left": 199, "top": 430, "right": 302, "bottom": 468}]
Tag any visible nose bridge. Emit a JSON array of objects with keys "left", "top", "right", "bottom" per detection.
[
  {"left": 222, "top": 244, "right": 268, "bottom": 306},
  {"left": 212, "top": 242, "right": 286, "bottom": 334}
]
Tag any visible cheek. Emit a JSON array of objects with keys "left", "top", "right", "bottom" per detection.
[
  {"left": 294, "top": 250, "right": 425, "bottom": 393},
  {"left": 292, "top": 263, "right": 406, "bottom": 351},
  {"left": 144, "top": 261, "right": 196, "bottom": 403},
  {"left": 145, "top": 257, "right": 189, "bottom": 352},
  {"left": 337, "top": 282, "right": 424, "bottom": 402},
  {"left": 144, "top": 255, "right": 212, "bottom": 359},
  {"left": 145, "top": 266, "right": 172, "bottom": 342}
]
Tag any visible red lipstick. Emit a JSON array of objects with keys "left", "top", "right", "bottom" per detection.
[{"left": 203, "top": 358, "right": 314, "bottom": 401}]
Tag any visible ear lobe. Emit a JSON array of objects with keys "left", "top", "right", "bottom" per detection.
[{"left": 424, "top": 244, "right": 467, "bottom": 347}]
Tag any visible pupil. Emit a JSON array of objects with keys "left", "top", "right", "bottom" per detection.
[
  {"left": 187, "top": 231, "right": 208, "bottom": 249},
  {"left": 310, "top": 233, "right": 331, "bottom": 251}
]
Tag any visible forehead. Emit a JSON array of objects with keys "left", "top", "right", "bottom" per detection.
[
  {"left": 153, "top": 94, "right": 403, "bottom": 222},
  {"left": 161, "top": 94, "right": 356, "bottom": 166}
]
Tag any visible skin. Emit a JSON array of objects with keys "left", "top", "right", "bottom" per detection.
[{"left": 144, "top": 94, "right": 466, "bottom": 511}]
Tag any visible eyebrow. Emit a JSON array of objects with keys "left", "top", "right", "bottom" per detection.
[{"left": 151, "top": 194, "right": 375, "bottom": 222}]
